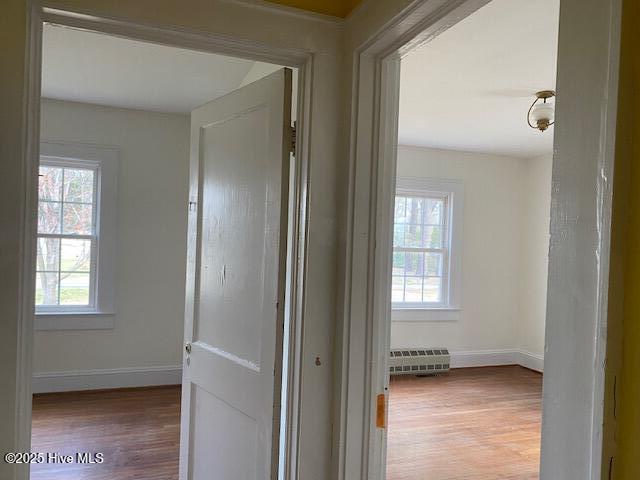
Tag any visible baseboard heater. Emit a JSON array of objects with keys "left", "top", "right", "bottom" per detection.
[{"left": 389, "top": 348, "right": 450, "bottom": 375}]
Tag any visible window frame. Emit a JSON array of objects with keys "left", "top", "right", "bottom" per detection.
[
  {"left": 391, "top": 191, "right": 450, "bottom": 308},
  {"left": 392, "top": 177, "right": 463, "bottom": 317},
  {"left": 36, "top": 141, "right": 119, "bottom": 329},
  {"left": 36, "top": 157, "right": 100, "bottom": 313}
]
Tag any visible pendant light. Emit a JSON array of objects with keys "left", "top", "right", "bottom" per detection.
[{"left": 527, "top": 90, "right": 555, "bottom": 132}]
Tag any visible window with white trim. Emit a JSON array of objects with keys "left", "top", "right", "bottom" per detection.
[
  {"left": 392, "top": 177, "right": 463, "bottom": 311},
  {"left": 37, "top": 161, "right": 98, "bottom": 310},
  {"left": 35, "top": 142, "right": 118, "bottom": 323}
]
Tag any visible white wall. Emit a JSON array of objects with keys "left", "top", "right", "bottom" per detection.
[
  {"left": 390, "top": 146, "right": 551, "bottom": 368},
  {"left": 391, "top": 146, "right": 525, "bottom": 352},
  {"left": 35, "top": 98, "right": 190, "bottom": 376},
  {"left": 519, "top": 153, "right": 552, "bottom": 359}
]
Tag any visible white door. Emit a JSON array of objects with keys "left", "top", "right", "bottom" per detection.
[{"left": 179, "top": 68, "right": 292, "bottom": 480}]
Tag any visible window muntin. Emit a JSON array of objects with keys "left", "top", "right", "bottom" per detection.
[
  {"left": 392, "top": 192, "right": 450, "bottom": 308},
  {"left": 36, "top": 160, "right": 98, "bottom": 311}
]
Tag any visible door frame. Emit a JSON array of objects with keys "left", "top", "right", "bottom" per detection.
[
  {"left": 340, "top": 0, "right": 622, "bottom": 479},
  {"left": 18, "top": 2, "right": 311, "bottom": 479}
]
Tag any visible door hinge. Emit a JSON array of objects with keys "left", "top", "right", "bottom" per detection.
[
  {"left": 188, "top": 200, "right": 197, "bottom": 212},
  {"left": 289, "top": 121, "right": 297, "bottom": 155},
  {"left": 376, "top": 393, "right": 386, "bottom": 429}
]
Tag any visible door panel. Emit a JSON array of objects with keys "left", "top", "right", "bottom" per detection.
[
  {"left": 196, "top": 108, "right": 270, "bottom": 367},
  {"left": 190, "top": 384, "right": 258, "bottom": 479},
  {"left": 180, "top": 68, "right": 292, "bottom": 480}
]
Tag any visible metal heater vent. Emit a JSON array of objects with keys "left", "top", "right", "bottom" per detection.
[{"left": 389, "top": 348, "right": 450, "bottom": 375}]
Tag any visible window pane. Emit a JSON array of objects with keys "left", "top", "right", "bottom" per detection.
[
  {"left": 425, "top": 253, "right": 443, "bottom": 276},
  {"left": 403, "top": 252, "right": 424, "bottom": 276},
  {"left": 36, "top": 272, "right": 59, "bottom": 306},
  {"left": 61, "top": 239, "right": 91, "bottom": 272},
  {"left": 404, "top": 225, "right": 423, "bottom": 247},
  {"left": 63, "top": 203, "right": 93, "bottom": 235},
  {"left": 425, "top": 198, "right": 444, "bottom": 225},
  {"left": 405, "top": 197, "right": 423, "bottom": 225},
  {"left": 392, "top": 276, "right": 404, "bottom": 302},
  {"left": 393, "top": 224, "right": 405, "bottom": 248},
  {"left": 392, "top": 252, "right": 405, "bottom": 275},
  {"left": 405, "top": 277, "right": 422, "bottom": 302},
  {"left": 38, "top": 201, "right": 61, "bottom": 234},
  {"left": 423, "top": 277, "right": 442, "bottom": 302},
  {"left": 37, "top": 237, "right": 60, "bottom": 272},
  {"left": 60, "top": 273, "right": 90, "bottom": 305},
  {"left": 423, "top": 226, "right": 443, "bottom": 248},
  {"left": 39, "top": 166, "right": 63, "bottom": 201},
  {"left": 64, "top": 168, "right": 94, "bottom": 203}
]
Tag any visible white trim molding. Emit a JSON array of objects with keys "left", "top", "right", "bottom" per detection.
[
  {"left": 393, "top": 176, "right": 464, "bottom": 311},
  {"left": 37, "top": 141, "right": 119, "bottom": 320},
  {"left": 541, "top": 0, "right": 621, "bottom": 478},
  {"left": 450, "top": 349, "right": 516, "bottom": 369},
  {"left": 34, "top": 313, "right": 114, "bottom": 331},
  {"left": 32, "top": 365, "right": 182, "bottom": 393},
  {"left": 449, "top": 349, "right": 544, "bottom": 372},
  {"left": 516, "top": 350, "right": 544, "bottom": 373},
  {"left": 391, "top": 307, "right": 460, "bottom": 322}
]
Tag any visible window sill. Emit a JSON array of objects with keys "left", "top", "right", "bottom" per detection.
[
  {"left": 391, "top": 307, "right": 460, "bottom": 322},
  {"left": 35, "top": 312, "right": 115, "bottom": 331}
]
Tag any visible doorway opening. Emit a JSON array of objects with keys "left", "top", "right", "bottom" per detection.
[
  {"left": 386, "top": 0, "right": 560, "bottom": 480},
  {"left": 384, "top": 0, "right": 558, "bottom": 478},
  {"left": 30, "top": 22, "right": 298, "bottom": 480}
]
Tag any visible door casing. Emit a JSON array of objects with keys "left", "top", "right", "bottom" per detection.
[
  {"left": 339, "top": 0, "right": 622, "bottom": 478},
  {"left": 17, "top": 4, "right": 312, "bottom": 479}
]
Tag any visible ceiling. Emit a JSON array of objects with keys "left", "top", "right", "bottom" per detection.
[
  {"left": 43, "top": 0, "right": 558, "bottom": 157},
  {"left": 398, "top": 0, "right": 560, "bottom": 158},
  {"left": 42, "top": 25, "right": 268, "bottom": 114}
]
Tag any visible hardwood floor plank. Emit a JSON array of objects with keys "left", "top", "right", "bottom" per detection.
[
  {"left": 30, "top": 366, "right": 540, "bottom": 480},
  {"left": 386, "top": 366, "right": 542, "bottom": 480},
  {"left": 31, "top": 386, "right": 181, "bottom": 480}
]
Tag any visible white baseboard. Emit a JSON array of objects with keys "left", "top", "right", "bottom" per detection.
[
  {"left": 450, "top": 349, "right": 516, "bottom": 368},
  {"left": 515, "top": 350, "right": 544, "bottom": 372},
  {"left": 450, "top": 349, "right": 544, "bottom": 372},
  {"left": 32, "top": 350, "right": 544, "bottom": 394},
  {"left": 33, "top": 365, "right": 182, "bottom": 393}
]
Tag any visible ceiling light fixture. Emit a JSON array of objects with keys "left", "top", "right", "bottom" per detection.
[{"left": 527, "top": 90, "right": 555, "bottom": 132}]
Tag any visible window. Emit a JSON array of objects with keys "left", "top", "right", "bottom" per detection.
[
  {"left": 35, "top": 142, "right": 118, "bottom": 328},
  {"left": 37, "top": 162, "right": 98, "bottom": 310},
  {"left": 392, "top": 177, "right": 463, "bottom": 313}
]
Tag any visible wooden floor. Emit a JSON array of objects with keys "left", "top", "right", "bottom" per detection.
[
  {"left": 387, "top": 366, "right": 542, "bottom": 480},
  {"left": 30, "top": 366, "right": 540, "bottom": 480},
  {"left": 31, "top": 386, "right": 181, "bottom": 480}
]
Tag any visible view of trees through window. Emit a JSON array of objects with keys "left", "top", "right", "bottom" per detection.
[
  {"left": 392, "top": 194, "right": 447, "bottom": 305},
  {"left": 36, "top": 163, "right": 96, "bottom": 307}
]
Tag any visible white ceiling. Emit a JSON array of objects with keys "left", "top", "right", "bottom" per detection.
[
  {"left": 44, "top": 1, "right": 558, "bottom": 157},
  {"left": 399, "top": 0, "right": 560, "bottom": 158},
  {"left": 42, "top": 24, "right": 265, "bottom": 114}
]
